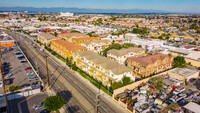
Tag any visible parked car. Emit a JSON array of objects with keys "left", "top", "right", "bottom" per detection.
[
  {"left": 34, "top": 104, "right": 44, "bottom": 110},
  {"left": 40, "top": 48, "right": 44, "bottom": 51},
  {"left": 173, "top": 87, "right": 185, "bottom": 95},
  {"left": 31, "top": 85, "right": 40, "bottom": 90},
  {"left": 28, "top": 77, "right": 38, "bottom": 81},
  {"left": 28, "top": 75, "right": 36, "bottom": 78},
  {"left": 5, "top": 74, "right": 13, "bottom": 78},
  {"left": 32, "top": 81, "right": 39, "bottom": 85},
  {"left": 20, "top": 59, "right": 27, "bottom": 63},
  {"left": 25, "top": 67, "right": 32, "bottom": 70}
]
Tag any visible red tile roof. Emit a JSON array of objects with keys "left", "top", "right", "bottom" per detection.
[
  {"left": 128, "top": 53, "right": 172, "bottom": 66},
  {"left": 72, "top": 37, "right": 99, "bottom": 41},
  {"left": 51, "top": 39, "right": 85, "bottom": 51}
]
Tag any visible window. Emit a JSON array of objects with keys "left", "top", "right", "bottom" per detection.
[
  {"left": 144, "top": 71, "right": 146, "bottom": 74},
  {"left": 101, "top": 68, "right": 103, "bottom": 71},
  {"left": 158, "top": 62, "right": 160, "bottom": 64},
  {"left": 138, "top": 63, "right": 140, "bottom": 66},
  {"left": 111, "top": 74, "right": 114, "bottom": 77},
  {"left": 155, "top": 63, "right": 157, "bottom": 66},
  {"left": 149, "top": 66, "right": 151, "bottom": 68},
  {"left": 129, "top": 60, "right": 131, "bottom": 63},
  {"left": 141, "top": 70, "right": 143, "bottom": 73},
  {"left": 166, "top": 59, "right": 168, "bottom": 62},
  {"left": 128, "top": 64, "right": 131, "bottom": 67},
  {"left": 142, "top": 65, "right": 145, "bottom": 68},
  {"left": 134, "top": 62, "right": 136, "bottom": 65},
  {"left": 148, "top": 70, "right": 150, "bottom": 73}
]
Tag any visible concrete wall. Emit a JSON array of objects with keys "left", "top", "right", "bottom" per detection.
[
  {"left": 185, "top": 58, "right": 200, "bottom": 67},
  {"left": 113, "top": 71, "right": 168, "bottom": 97},
  {"left": 0, "top": 88, "right": 41, "bottom": 101}
]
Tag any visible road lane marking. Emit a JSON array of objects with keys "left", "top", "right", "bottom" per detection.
[{"left": 24, "top": 42, "right": 94, "bottom": 113}]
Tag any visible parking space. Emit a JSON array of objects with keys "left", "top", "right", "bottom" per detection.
[{"left": 0, "top": 46, "right": 39, "bottom": 93}]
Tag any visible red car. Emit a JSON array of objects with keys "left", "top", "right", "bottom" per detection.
[{"left": 25, "top": 67, "right": 32, "bottom": 70}]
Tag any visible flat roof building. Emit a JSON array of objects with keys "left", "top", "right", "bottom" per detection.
[{"left": 168, "top": 68, "right": 199, "bottom": 84}]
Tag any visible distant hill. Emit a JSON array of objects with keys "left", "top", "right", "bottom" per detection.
[{"left": 0, "top": 7, "right": 173, "bottom": 14}]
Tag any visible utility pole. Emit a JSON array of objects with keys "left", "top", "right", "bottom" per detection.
[
  {"left": 0, "top": 50, "right": 8, "bottom": 113},
  {"left": 95, "top": 84, "right": 100, "bottom": 113},
  {"left": 36, "top": 63, "right": 40, "bottom": 86},
  {"left": 45, "top": 55, "right": 50, "bottom": 88}
]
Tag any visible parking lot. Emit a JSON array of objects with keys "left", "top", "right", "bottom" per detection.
[{"left": 0, "top": 46, "right": 39, "bottom": 93}]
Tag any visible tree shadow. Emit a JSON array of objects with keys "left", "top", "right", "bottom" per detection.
[{"left": 56, "top": 90, "right": 72, "bottom": 104}]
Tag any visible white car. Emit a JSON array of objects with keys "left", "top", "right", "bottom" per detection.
[{"left": 40, "top": 48, "right": 44, "bottom": 51}]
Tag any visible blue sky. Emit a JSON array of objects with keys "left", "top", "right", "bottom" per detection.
[{"left": 1, "top": 0, "right": 200, "bottom": 13}]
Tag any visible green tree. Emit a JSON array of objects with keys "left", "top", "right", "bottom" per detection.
[
  {"left": 122, "top": 43, "right": 135, "bottom": 48},
  {"left": 54, "top": 32, "right": 58, "bottom": 37},
  {"left": 72, "top": 62, "right": 78, "bottom": 71},
  {"left": 132, "top": 28, "right": 140, "bottom": 34},
  {"left": 122, "top": 76, "right": 131, "bottom": 85},
  {"left": 8, "top": 85, "right": 15, "bottom": 92},
  {"left": 173, "top": 56, "right": 186, "bottom": 68},
  {"left": 44, "top": 96, "right": 66, "bottom": 111},
  {"left": 158, "top": 36, "right": 163, "bottom": 40},
  {"left": 111, "top": 82, "right": 123, "bottom": 90},
  {"left": 70, "top": 30, "right": 81, "bottom": 33},
  {"left": 192, "top": 41, "right": 196, "bottom": 45}
]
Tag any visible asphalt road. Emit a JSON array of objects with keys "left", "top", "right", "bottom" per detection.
[{"left": 5, "top": 30, "right": 128, "bottom": 113}]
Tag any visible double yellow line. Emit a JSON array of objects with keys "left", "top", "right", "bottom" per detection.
[{"left": 24, "top": 42, "right": 94, "bottom": 113}]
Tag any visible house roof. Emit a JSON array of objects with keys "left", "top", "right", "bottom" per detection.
[
  {"left": 72, "top": 37, "right": 99, "bottom": 41},
  {"left": 77, "top": 50, "right": 132, "bottom": 75},
  {"left": 128, "top": 53, "right": 172, "bottom": 66},
  {"left": 51, "top": 39, "right": 85, "bottom": 51},
  {"left": 82, "top": 40, "right": 111, "bottom": 46},
  {"left": 39, "top": 33, "right": 57, "bottom": 40},
  {"left": 169, "top": 48, "right": 191, "bottom": 55},
  {"left": 107, "top": 47, "right": 145, "bottom": 56},
  {"left": 185, "top": 51, "right": 200, "bottom": 61},
  {"left": 184, "top": 102, "right": 200, "bottom": 113}
]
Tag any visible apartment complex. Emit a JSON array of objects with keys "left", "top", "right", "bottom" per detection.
[
  {"left": 73, "top": 50, "right": 135, "bottom": 86},
  {"left": 107, "top": 47, "right": 146, "bottom": 64},
  {"left": 81, "top": 40, "right": 112, "bottom": 53},
  {"left": 72, "top": 37, "right": 100, "bottom": 45},
  {"left": 58, "top": 33, "right": 89, "bottom": 41},
  {"left": 50, "top": 39, "right": 85, "bottom": 59},
  {"left": 127, "top": 53, "right": 173, "bottom": 77},
  {"left": 38, "top": 33, "right": 58, "bottom": 45}
]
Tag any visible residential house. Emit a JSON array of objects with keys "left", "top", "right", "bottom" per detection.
[
  {"left": 72, "top": 37, "right": 100, "bottom": 45},
  {"left": 57, "top": 33, "right": 89, "bottom": 41},
  {"left": 127, "top": 53, "right": 173, "bottom": 77},
  {"left": 38, "top": 33, "right": 58, "bottom": 45},
  {"left": 81, "top": 40, "right": 112, "bottom": 53},
  {"left": 107, "top": 47, "right": 146, "bottom": 64},
  {"left": 50, "top": 39, "right": 85, "bottom": 59},
  {"left": 73, "top": 50, "right": 135, "bottom": 86}
]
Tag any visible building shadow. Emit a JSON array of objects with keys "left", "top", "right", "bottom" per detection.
[{"left": 7, "top": 96, "right": 30, "bottom": 113}]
